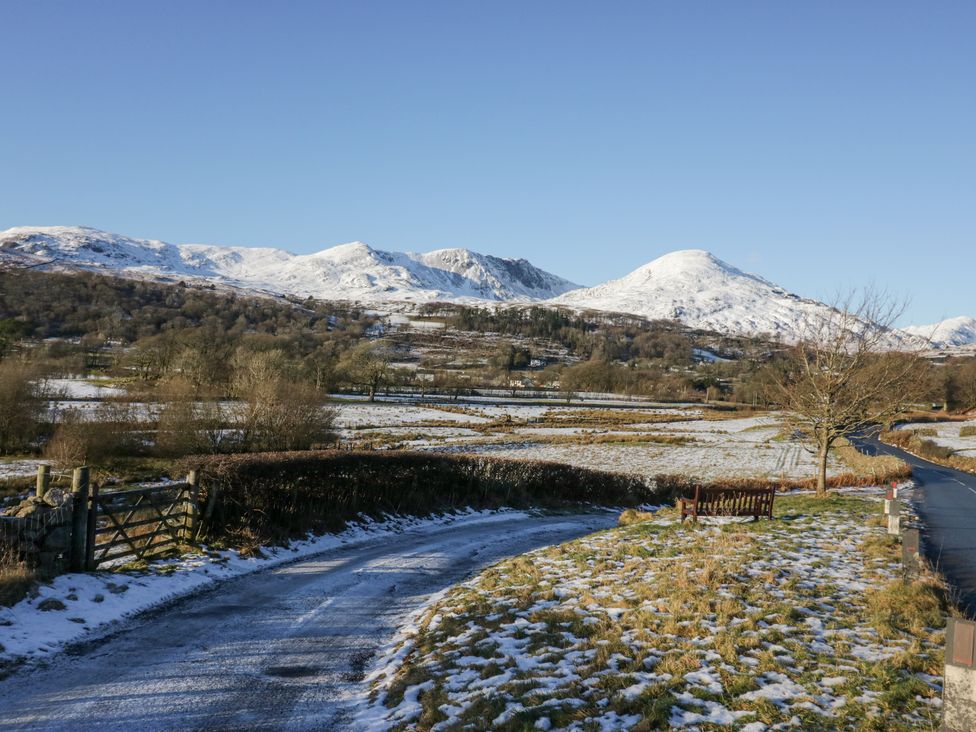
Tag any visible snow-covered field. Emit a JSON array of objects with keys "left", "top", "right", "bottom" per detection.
[
  {"left": 360, "top": 494, "right": 943, "bottom": 731},
  {"left": 335, "top": 402, "right": 489, "bottom": 428},
  {"left": 898, "top": 420, "right": 976, "bottom": 457},
  {"left": 424, "top": 415, "right": 837, "bottom": 482},
  {"left": 274, "top": 403, "right": 834, "bottom": 481},
  {"left": 0, "top": 459, "right": 46, "bottom": 480},
  {"left": 42, "top": 377, "right": 125, "bottom": 400}
]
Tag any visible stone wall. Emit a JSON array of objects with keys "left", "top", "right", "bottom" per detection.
[{"left": 0, "top": 490, "right": 74, "bottom": 574}]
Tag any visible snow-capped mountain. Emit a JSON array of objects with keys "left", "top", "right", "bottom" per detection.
[
  {"left": 0, "top": 226, "right": 579, "bottom": 303},
  {"left": 902, "top": 316, "right": 976, "bottom": 348},
  {"left": 550, "top": 249, "right": 864, "bottom": 342},
  {"left": 0, "top": 226, "right": 928, "bottom": 345}
]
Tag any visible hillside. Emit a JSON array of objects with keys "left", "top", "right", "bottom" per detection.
[
  {"left": 550, "top": 249, "right": 843, "bottom": 341},
  {"left": 902, "top": 316, "right": 976, "bottom": 348},
  {"left": 0, "top": 226, "right": 579, "bottom": 304},
  {"left": 0, "top": 226, "right": 926, "bottom": 345}
]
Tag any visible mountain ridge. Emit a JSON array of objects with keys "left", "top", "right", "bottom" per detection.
[
  {"left": 902, "top": 316, "right": 976, "bottom": 348},
  {"left": 0, "top": 225, "right": 927, "bottom": 346},
  {"left": 0, "top": 226, "right": 579, "bottom": 304}
]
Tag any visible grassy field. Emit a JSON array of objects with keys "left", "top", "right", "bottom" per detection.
[{"left": 361, "top": 494, "right": 947, "bottom": 731}]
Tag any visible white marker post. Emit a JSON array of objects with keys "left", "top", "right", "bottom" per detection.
[
  {"left": 884, "top": 495, "right": 901, "bottom": 536},
  {"left": 943, "top": 617, "right": 976, "bottom": 730}
]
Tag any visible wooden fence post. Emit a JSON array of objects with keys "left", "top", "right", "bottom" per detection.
[
  {"left": 35, "top": 464, "right": 51, "bottom": 499},
  {"left": 85, "top": 482, "right": 99, "bottom": 571},
  {"left": 901, "top": 526, "right": 920, "bottom": 578},
  {"left": 183, "top": 470, "right": 200, "bottom": 542},
  {"left": 70, "top": 467, "right": 90, "bottom": 572}
]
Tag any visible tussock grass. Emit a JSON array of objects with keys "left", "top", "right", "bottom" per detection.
[
  {"left": 617, "top": 508, "right": 657, "bottom": 526},
  {"left": 364, "top": 494, "right": 945, "bottom": 731},
  {"left": 833, "top": 438, "right": 912, "bottom": 485},
  {"left": 865, "top": 579, "right": 947, "bottom": 640}
]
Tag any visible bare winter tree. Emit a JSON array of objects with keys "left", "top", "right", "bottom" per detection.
[
  {"left": 338, "top": 342, "right": 392, "bottom": 401},
  {"left": 769, "top": 290, "right": 927, "bottom": 497}
]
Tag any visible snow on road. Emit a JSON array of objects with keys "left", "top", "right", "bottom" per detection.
[
  {"left": 0, "top": 510, "right": 529, "bottom": 666},
  {"left": 0, "top": 510, "right": 616, "bottom": 731}
]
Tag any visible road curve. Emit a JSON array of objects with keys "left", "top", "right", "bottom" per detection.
[
  {"left": 855, "top": 433, "right": 976, "bottom": 616},
  {"left": 0, "top": 511, "right": 617, "bottom": 731}
]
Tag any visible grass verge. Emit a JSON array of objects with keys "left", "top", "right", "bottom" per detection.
[
  {"left": 881, "top": 429, "right": 976, "bottom": 475},
  {"left": 363, "top": 494, "right": 946, "bottom": 731}
]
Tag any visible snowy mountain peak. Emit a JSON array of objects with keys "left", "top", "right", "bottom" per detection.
[
  {"left": 316, "top": 241, "right": 374, "bottom": 258},
  {"left": 0, "top": 225, "right": 579, "bottom": 304},
  {"left": 551, "top": 249, "right": 833, "bottom": 340},
  {"left": 626, "top": 249, "right": 742, "bottom": 280},
  {"left": 902, "top": 316, "right": 976, "bottom": 348}
]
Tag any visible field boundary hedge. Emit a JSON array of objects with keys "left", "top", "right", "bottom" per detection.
[
  {"left": 177, "top": 450, "right": 663, "bottom": 546},
  {"left": 881, "top": 429, "right": 976, "bottom": 475}
]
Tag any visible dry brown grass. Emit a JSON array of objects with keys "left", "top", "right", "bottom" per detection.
[
  {"left": 0, "top": 549, "right": 36, "bottom": 607},
  {"left": 882, "top": 429, "right": 976, "bottom": 475},
  {"left": 865, "top": 578, "right": 948, "bottom": 640},
  {"left": 367, "top": 494, "right": 944, "bottom": 730},
  {"left": 897, "top": 411, "right": 971, "bottom": 424},
  {"left": 538, "top": 409, "right": 699, "bottom": 427},
  {"left": 617, "top": 508, "right": 657, "bottom": 526},
  {"left": 833, "top": 438, "right": 912, "bottom": 484}
]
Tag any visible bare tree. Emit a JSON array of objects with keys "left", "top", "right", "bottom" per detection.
[
  {"left": 338, "top": 342, "right": 392, "bottom": 401},
  {"left": 769, "top": 290, "right": 926, "bottom": 496},
  {"left": 229, "top": 348, "right": 339, "bottom": 451},
  {"left": 0, "top": 359, "right": 47, "bottom": 454}
]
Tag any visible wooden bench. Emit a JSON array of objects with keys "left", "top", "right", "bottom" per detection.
[{"left": 678, "top": 485, "right": 775, "bottom": 522}]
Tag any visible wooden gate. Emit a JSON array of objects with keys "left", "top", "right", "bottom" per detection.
[{"left": 85, "top": 472, "right": 199, "bottom": 569}]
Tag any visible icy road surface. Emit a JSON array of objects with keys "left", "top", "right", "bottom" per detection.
[{"left": 0, "top": 511, "right": 616, "bottom": 731}]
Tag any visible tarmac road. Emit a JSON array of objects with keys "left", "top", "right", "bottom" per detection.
[
  {"left": 0, "top": 511, "right": 617, "bottom": 731},
  {"left": 855, "top": 432, "right": 976, "bottom": 616}
]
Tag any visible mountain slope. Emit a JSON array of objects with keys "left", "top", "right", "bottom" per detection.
[
  {"left": 902, "top": 316, "right": 976, "bottom": 348},
  {"left": 0, "top": 225, "right": 928, "bottom": 345},
  {"left": 551, "top": 249, "right": 854, "bottom": 341},
  {"left": 0, "top": 226, "right": 579, "bottom": 303}
]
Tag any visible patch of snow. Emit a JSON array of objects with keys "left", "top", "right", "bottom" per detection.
[{"left": 0, "top": 508, "right": 530, "bottom": 666}]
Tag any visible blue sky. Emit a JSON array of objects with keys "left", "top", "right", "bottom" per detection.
[{"left": 1, "top": 1, "right": 972, "bottom": 324}]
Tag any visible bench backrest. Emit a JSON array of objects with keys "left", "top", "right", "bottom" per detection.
[{"left": 693, "top": 486, "right": 775, "bottom": 516}]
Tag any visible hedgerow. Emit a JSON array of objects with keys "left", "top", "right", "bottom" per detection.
[
  {"left": 177, "top": 450, "right": 662, "bottom": 546},
  {"left": 881, "top": 429, "right": 976, "bottom": 475}
]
